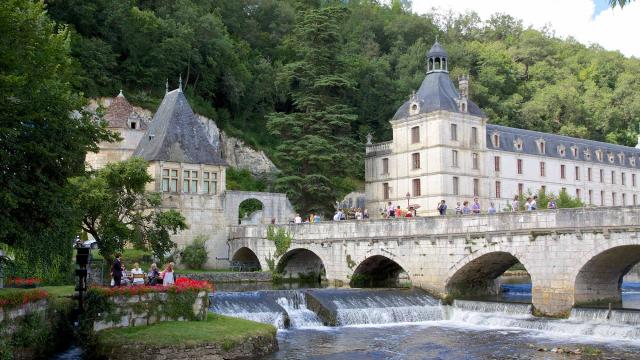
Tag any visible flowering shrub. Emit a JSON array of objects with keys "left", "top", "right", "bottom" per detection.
[
  {"left": 87, "top": 278, "right": 213, "bottom": 298},
  {"left": 0, "top": 289, "right": 48, "bottom": 308},
  {"left": 6, "top": 277, "right": 43, "bottom": 288}
]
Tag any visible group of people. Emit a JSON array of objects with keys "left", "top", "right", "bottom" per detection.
[
  {"left": 383, "top": 203, "right": 417, "bottom": 218},
  {"left": 436, "top": 194, "right": 558, "bottom": 216},
  {"left": 111, "top": 252, "right": 175, "bottom": 287},
  {"left": 292, "top": 208, "right": 371, "bottom": 223}
]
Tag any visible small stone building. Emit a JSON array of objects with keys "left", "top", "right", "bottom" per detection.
[{"left": 87, "top": 85, "right": 294, "bottom": 268}]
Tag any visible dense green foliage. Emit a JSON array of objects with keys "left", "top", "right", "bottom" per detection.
[
  {"left": 41, "top": 0, "right": 640, "bottom": 215},
  {"left": 70, "top": 157, "right": 187, "bottom": 260},
  {"left": 0, "top": 0, "right": 116, "bottom": 283},
  {"left": 267, "top": 226, "right": 292, "bottom": 258},
  {"left": 180, "top": 235, "right": 209, "bottom": 270}
]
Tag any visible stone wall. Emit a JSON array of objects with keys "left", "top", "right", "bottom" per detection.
[
  {"left": 181, "top": 272, "right": 272, "bottom": 283},
  {"left": 0, "top": 299, "right": 48, "bottom": 336},
  {"left": 96, "top": 333, "right": 278, "bottom": 360},
  {"left": 92, "top": 291, "right": 209, "bottom": 332}
]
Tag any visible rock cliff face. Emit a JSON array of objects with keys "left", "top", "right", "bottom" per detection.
[{"left": 89, "top": 97, "right": 278, "bottom": 176}]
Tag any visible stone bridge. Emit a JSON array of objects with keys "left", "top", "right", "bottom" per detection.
[{"left": 227, "top": 207, "right": 640, "bottom": 316}]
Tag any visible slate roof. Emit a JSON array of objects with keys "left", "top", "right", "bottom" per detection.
[
  {"left": 427, "top": 41, "right": 447, "bottom": 58},
  {"left": 104, "top": 91, "right": 146, "bottom": 129},
  {"left": 486, "top": 124, "right": 640, "bottom": 169},
  {"left": 392, "top": 72, "right": 485, "bottom": 120},
  {"left": 133, "top": 89, "right": 226, "bottom": 166}
]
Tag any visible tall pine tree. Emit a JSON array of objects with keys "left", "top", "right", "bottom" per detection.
[{"left": 267, "top": 6, "right": 360, "bottom": 216}]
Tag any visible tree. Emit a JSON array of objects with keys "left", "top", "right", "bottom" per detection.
[
  {"left": 70, "top": 157, "right": 188, "bottom": 260},
  {"left": 610, "top": 0, "right": 635, "bottom": 8},
  {"left": 266, "top": 6, "right": 361, "bottom": 216},
  {"left": 0, "top": 0, "right": 116, "bottom": 281}
]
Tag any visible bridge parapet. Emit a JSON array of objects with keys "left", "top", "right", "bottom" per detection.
[{"left": 230, "top": 207, "right": 640, "bottom": 242}]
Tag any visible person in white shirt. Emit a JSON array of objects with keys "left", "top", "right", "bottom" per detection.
[
  {"left": 511, "top": 195, "right": 519, "bottom": 212},
  {"left": 294, "top": 214, "right": 302, "bottom": 224},
  {"left": 131, "top": 262, "right": 145, "bottom": 285},
  {"left": 162, "top": 262, "right": 175, "bottom": 286}
]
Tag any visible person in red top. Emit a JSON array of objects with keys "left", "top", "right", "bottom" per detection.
[{"left": 395, "top": 205, "right": 404, "bottom": 217}]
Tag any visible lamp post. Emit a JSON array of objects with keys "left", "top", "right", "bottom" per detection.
[
  {"left": 75, "top": 241, "right": 90, "bottom": 312},
  {"left": 406, "top": 192, "right": 411, "bottom": 209}
]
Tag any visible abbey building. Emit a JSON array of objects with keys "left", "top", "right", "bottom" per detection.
[{"left": 365, "top": 41, "right": 640, "bottom": 216}]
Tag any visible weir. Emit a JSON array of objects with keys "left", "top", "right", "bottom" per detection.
[{"left": 210, "top": 288, "right": 640, "bottom": 341}]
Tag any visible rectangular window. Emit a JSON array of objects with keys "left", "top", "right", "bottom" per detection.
[
  {"left": 471, "top": 127, "right": 478, "bottom": 145},
  {"left": 600, "top": 169, "right": 604, "bottom": 183},
  {"left": 494, "top": 156, "right": 500, "bottom": 172},
  {"left": 450, "top": 124, "right": 458, "bottom": 141},
  {"left": 622, "top": 172, "right": 626, "bottom": 186},
  {"left": 576, "top": 188, "right": 580, "bottom": 200},
  {"left": 517, "top": 159, "right": 523, "bottom": 174},
  {"left": 589, "top": 190, "right": 593, "bottom": 205},
  {"left": 601, "top": 190, "right": 605, "bottom": 206},
  {"left": 382, "top": 158, "right": 389, "bottom": 175},
  {"left": 540, "top": 161, "right": 545, "bottom": 177},
  {"left": 383, "top": 183, "right": 390, "bottom": 200},
  {"left": 412, "top": 178, "right": 421, "bottom": 196},
  {"left": 453, "top": 177, "right": 459, "bottom": 195},
  {"left": 612, "top": 192, "right": 617, "bottom": 206},
  {"left": 472, "top": 153, "right": 479, "bottom": 170},
  {"left": 162, "top": 169, "right": 170, "bottom": 192},
  {"left": 452, "top": 150, "right": 458, "bottom": 167},
  {"left": 211, "top": 173, "right": 217, "bottom": 195},
  {"left": 412, "top": 153, "right": 421, "bottom": 169},
  {"left": 575, "top": 166, "right": 580, "bottom": 181},
  {"left": 623, "top": 193, "right": 627, "bottom": 206},
  {"left": 411, "top": 126, "right": 420, "bottom": 144},
  {"left": 634, "top": 194, "right": 637, "bottom": 206},
  {"left": 612, "top": 170, "right": 616, "bottom": 184},
  {"left": 182, "top": 170, "right": 198, "bottom": 193},
  {"left": 473, "top": 178, "right": 479, "bottom": 196},
  {"left": 633, "top": 174, "right": 637, "bottom": 187},
  {"left": 518, "top": 183, "right": 523, "bottom": 196},
  {"left": 588, "top": 168, "right": 592, "bottom": 182},
  {"left": 495, "top": 181, "right": 501, "bottom": 198},
  {"left": 560, "top": 164, "right": 566, "bottom": 179},
  {"left": 170, "top": 169, "right": 178, "bottom": 192},
  {"left": 203, "top": 171, "right": 216, "bottom": 194}
]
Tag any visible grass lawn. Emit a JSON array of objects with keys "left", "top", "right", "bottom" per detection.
[
  {"left": 41, "top": 285, "right": 75, "bottom": 297},
  {"left": 97, "top": 313, "right": 275, "bottom": 347}
]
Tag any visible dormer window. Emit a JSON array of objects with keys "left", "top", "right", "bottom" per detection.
[
  {"left": 570, "top": 145, "right": 578, "bottom": 158},
  {"left": 130, "top": 121, "right": 137, "bottom": 129},
  {"left": 583, "top": 148, "right": 591, "bottom": 160},
  {"left": 608, "top": 152, "right": 615, "bottom": 164},
  {"left": 618, "top": 152, "right": 625, "bottom": 165},
  {"left": 631, "top": 157, "right": 636, "bottom": 167},
  {"left": 513, "top": 138, "right": 523, "bottom": 151},
  {"left": 409, "top": 91, "right": 420, "bottom": 115},
  {"left": 557, "top": 144, "right": 566, "bottom": 157},
  {"left": 595, "top": 149, "right": 603, "bottom": 162},
  {"left": 491, "top": 132, "right": 500, "bottom": 148},
  {"left": 536, "top": 138, "right": 546, "bottom": 154}
]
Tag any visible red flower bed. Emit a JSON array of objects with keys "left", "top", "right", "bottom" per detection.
[
  {"left": 88, "top": 278, "right": 213, "bottom": 297},
  {"left": 6, "top": 277, "right": 42, "bottom": 288},
  {"left": 0, "top": 289, "right": 49, "bottom": 308}
]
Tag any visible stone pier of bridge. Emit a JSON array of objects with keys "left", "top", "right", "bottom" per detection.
[{"left": 227, "top": 207, "right": 640, "bottom": 317}]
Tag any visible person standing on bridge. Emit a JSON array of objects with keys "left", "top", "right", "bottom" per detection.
[
  {"left": 488, "top": 202, "right": 497, "bottom": 214},
  {"left": 437, "top": 200, "right": 447, "bottom": 215},
  {"left": 387, "top": 202, "right": 395, "bottom": 218},
  {"left": 511, "top": 195, "right": 519, "bottom": 212},
  {"left": 462, "top": 201, "right": 471, "bottom": 214},
  {"left": 471, "top": 197, "right": 481, "bottom": 214},
  {"left": 294, "top": 214, "right": 302, "bottom": 224}
]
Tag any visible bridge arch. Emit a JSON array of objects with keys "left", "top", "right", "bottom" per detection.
[
  {"left": 231, "top": 247, "right": 262, "bottom": 271},
  {"left": 446, "top": 249, "right": 531, "bottom": 298},
  {"left": 276, "top": 248, "right": 326, "bottom": 282},
  {"left": 350, "top": 255, "right": 410, "bottom": 288},
  {"left": 574, "top": 244, "right": 640, "bottom": 307}
]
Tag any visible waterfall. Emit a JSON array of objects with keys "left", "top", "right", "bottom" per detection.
[
  {"left": 276, "top": 291, "right": 323, "bottom": 328},
  {"left": 210, "top": 291, "right": 288, "bottom": 328}
]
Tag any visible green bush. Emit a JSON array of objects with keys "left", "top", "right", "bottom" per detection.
[{"left": 181, "top": 235, "right": 209, "bottom": 270}]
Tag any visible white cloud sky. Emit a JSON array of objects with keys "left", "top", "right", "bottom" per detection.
[{"left": 411, "top": 0, "right": 640, "bottom": 58}]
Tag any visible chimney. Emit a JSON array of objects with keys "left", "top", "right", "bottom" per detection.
[{"left": 458, "top": 75, "right": 469, "bottom": 99}]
